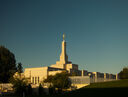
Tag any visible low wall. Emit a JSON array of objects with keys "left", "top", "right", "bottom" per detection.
[
  {"left": 90, "top": 78, "right": 117, "bottom": 83},
  {"left": 69, "top": 76, "right": 90, "bottom": 89},
  {"left": 0, "top": 83, "right": 13, "bottom": 94},
  {"left": 0, "top": 83, "right": 13, "bottom": 91}
]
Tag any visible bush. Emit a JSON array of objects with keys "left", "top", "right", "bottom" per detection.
[
  {"left": 10, "top": 77, "right": 28, "bottom": 96},
  {"left": 118, "top": 67, "right": 128, "bottom": 79},
  {"left": 44, "top": 71, "right": 71, "bottom": 94},
  {"left": 10, "top": 73, "right": 32, "bottom": 96}
]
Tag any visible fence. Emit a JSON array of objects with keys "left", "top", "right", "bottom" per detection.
[
  {"left": 90, "top": 78, "right": 117, "bottom": 83},
  {"left": 69, "top": 76, "right": 90, "bottom": 89}
]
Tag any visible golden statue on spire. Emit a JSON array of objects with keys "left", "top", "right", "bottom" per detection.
[{"left": 63, "top": 33, "right": 65, "bottom": 41}]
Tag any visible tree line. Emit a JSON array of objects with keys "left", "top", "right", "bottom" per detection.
[
  {"left": 0, "top": 46, "right": 23, "bottom": 83},
  {"left": 0, "top": 45, "right": 128, "bottom": 96},
  {"left": 118, "top": 67, "right": 128, "bottom": 79},
  {"left": 1, "top": 45, "right": 128, "bottom": 82}
]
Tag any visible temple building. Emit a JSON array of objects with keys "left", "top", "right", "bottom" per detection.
[
  {"left": 23, "top": 34, "right": 82, "bottom": 84},
  {"left": 17, "top": 34, "right": 117, "bottom": 85}
]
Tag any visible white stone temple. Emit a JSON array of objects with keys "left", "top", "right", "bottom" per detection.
[
  {"left": 23, "top": 34, "right": 83, "bottom": 84},
  {"left": 17, "top": 34, "right": 117, "bottom": 85}
]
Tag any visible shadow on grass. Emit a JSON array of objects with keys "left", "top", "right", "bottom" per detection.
[
  {"left": 64, "top": 88, "right": 128, "bottom": 97},
  {"left": 1, "top": 88, "right": 128, "bottom": 97},
  {"left": 25, "top": 88, "right": 128, "bottom": 97}
]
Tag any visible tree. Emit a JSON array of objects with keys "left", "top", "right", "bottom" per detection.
[
  {"left": 44, "top": 71, "right": 71, "bottom": 93},
  {"left": 52, "top": 72, "right": 70, "bottom": 89},
  {"left": 17, "top": 62, "right": 23, "bottom": 73},
  {"left": 43, "top": 75, "right": 54, "bottom": 83},
  {"left": 71, "top": 72, "right": 78, "bottom": 76},
  {"left": 10, "top": 75, "right": 28, "bottom": 96},
  {"left": 118, "top": 67, "right": 128, "bottom": 79},
  {"left": 0, "top": 46, "right": 17, "bottom": 83},
  {"left": 10, "top": 72, "right": 33, "bottom": 96}
]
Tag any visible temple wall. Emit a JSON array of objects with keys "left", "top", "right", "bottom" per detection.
[
  {"left": 50, "top": 63, "right": 65, "bottom": 69},
  {"left": 24, "top": 67, "right": 48, "bottom": 84},
  {"left": 48, "top": 70, "right": 63, "bottom": 76}
]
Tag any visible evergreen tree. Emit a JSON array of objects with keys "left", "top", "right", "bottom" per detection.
[
  {"left": 17, "top": 62, "right": 23, "bottom": 73},
  {"left": 118, "top": 67, "right": 128, "bottom": 79},
  {"left": 0, "top": 46, "right": 17, "bottom": 83}
]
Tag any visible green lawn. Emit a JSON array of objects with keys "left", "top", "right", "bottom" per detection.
[
  {"left": 65, "top": 79, "right": 128, "bottom": 97},
  {"left": 84, "top": 79, "right": 128, "bottom": 88},
  {"left": 54, "top": 79, "right": 128, "bottom": 97}
]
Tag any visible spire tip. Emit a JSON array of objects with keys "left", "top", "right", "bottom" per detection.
[{"left": 63, "top": 33, "right": 65, "bottom": 41}]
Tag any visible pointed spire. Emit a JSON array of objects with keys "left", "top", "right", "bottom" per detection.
[
  {"left": 59, "top": 33, "right": 68, "bottom": 64},
  {"left": 63, "top": 33, "right": 65, "bottom": 41}
]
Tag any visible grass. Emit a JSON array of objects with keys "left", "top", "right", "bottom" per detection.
[
  {"left": 71, "top": 79, "right": 128, "bottom": 97},
  {"left": 84, "top": 79, "right": 128, "bottom": 88},
  {"left": 54, "top": 79, "right": 128, "bottom": 97},
  {"left": 2, "top": 80, "right": 128, "bottom": 97}
]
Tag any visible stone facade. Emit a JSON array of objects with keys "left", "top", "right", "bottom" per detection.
[{"left": 24, "top": 67, "right": 65, "bottom": 84}]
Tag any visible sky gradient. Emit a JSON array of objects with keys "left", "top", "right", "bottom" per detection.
[{"left": 0, "top": 0, "right": 128, "bottom": 74}]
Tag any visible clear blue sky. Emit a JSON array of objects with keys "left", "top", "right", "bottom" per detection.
[{"left": 0, "top": 0, "right": 128, "bottom": 74}]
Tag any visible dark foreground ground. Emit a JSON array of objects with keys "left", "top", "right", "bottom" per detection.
[
  {"left": 57, "top": 79, "right": 128, "bottom": 97},
  {"left": 37, "top": 79, "right": 128, "bottom": 97},
  {"left": 1, "top": 79, "right": 128, "bottom": 97}
]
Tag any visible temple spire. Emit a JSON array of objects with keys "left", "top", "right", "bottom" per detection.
[
  {"left": 59, "top": 33, "right": 68, "bottom": 64},
  {"left": 63, "top": 33, "right": 65, "bottom": 41}
]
